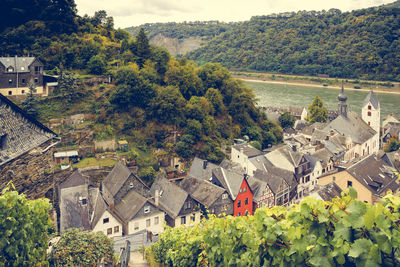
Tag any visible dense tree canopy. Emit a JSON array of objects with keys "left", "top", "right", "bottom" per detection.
[
  {"left": 307, "top": 96, "right": 328, "bottom": 123},
  {"left": 0, "top": 183, "right": 53, "bottom": 266}
]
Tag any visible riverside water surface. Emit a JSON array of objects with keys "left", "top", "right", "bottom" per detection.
[{"left": 246, "top": 81, "right": 400, "bottom": 118}]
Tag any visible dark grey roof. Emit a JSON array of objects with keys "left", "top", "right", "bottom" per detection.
[
  {"left": 299, "top": 122, "right": 327, "bottom": 136},
  {"left": 187, "top": 157, "right": 219, "bottom": 181},
  {"left": 114, "top": 190, "right": 148, "bottom": 222},
  {"left": 310, "top": 182, "right": 342, "bottom": 201},
  {"left": 265, "top": 145, "right": 304, "bottom": 172},
  {"left": 59, "top": 170, "right": 88, "bottom": 190},
  {"left": 363, "top": 90, "right": 379, "bottom": 109},
  {"left": 232, "top": 143, "right": 262, "bottom": 158},
  {"left": 312, "top": 148, "right": 334, "bottom": 167},
  {"left": 212, "top": 167, "right": 245, "bottom": 199},
  {"left": 0, "top": 57, "right": 37, "bottom": 73},
  {"left": 294, "top": 120, "right": 309, "bottom": 130},
  {"left": 381, "top": 151, "right": 400, "bottom": 170},
  {"left": 90, "top": 189, "right": 109, "bottom": 228},
  {"left": 0, "top": 94, "right": 57, "bottom": 166},
  {"left": 323, "top": 111, "right": 376, "bottom": 144},
  {"left": 252, "top": 169, "right": 286, "bottom": 195},
  {"left": 179, "top": 178, "right": 226, "bottom": 207},
  {"left": 346, "top": 154, "right": 400, "bottom": 195},
  {"left": 150, "top": 177, "right": 188, "bottom": 218},
  {"left": 103, "top": 162, "right": 131, "bottom": 197}
]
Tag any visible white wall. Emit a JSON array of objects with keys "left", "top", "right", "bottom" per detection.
[
  {"left": 174, "top": 211, "right": 201, "bottom": 227},
  {"left": 128, "top": 211, "right": 165, "bottom": 235},
  {"left": 362, "top": 101, "right": 380, "bottom": 136},
  {"left": 231, "top": 147, "right": 250, "bottom": 174},
  {"left": 93, "top": 210, "right": 122, "bottom": 238}
]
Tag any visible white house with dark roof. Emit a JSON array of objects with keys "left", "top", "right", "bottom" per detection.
[{"left": 231, "top": 143, "right": 263, "bottom": 174}]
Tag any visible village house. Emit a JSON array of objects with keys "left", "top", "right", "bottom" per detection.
[
  {"left": 150, "top": 177, "right": 201, "bottom": 227},
  {"left": 318, "top": 154, "right": 399, "bottom": 204},
  {"left": 54, "top": 150, "right": 79, "bottom": 164},
  {"left": 179, "top": 177, "right": 234, "bottom": 217},
  {"left": 308, "top": 182, "right": 342, "bottom": 202},
  {"left": 211, "top": 167, "right": 253, "bottom": 216},
  {"left": 0, "top": 56, "right": 57, "bottom": 97}
]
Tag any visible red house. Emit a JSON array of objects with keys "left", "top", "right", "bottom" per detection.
[
  {"left": 211, "top": 167, "right": 253, "bottom": 216},
  {"left": 234, "top": 178, "right": 253, "bottom": 216}
]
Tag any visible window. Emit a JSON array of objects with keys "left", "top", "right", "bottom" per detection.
[
  {"left": 146, "top": 219, "right": 151, "bottom": 227},
  {"left": 81, "top": 198, "right": 87, "bottom": 205},
  {"left": 154, "top": 216, "right": 159, "bottom": 225},
  {"left": 244, "top": 187, "right": 247, "bottom": 192},
  {"left": 7, "top": 67, "right": 13, "bottom": 72},
  {"left": 368, "top": 122, "right": 370, "bottom": 125},
  {"left": 107, "top": 228, "right": 112, "bottom": 235},
  {"left": 237, "top": 200, "right": 241, "bottom": 208},
  {"left": 130, "top": 182, "right": 134, "bottom": 188},
  {"left": 144, "top": 206, "right": 150, "bottom": 214},
  {"left": 245, "top": 210, "right": 249, "bottom": 216},
  {"left": 21, "top": 90, "right": 25, "bottom": 94},
  {"left": 103, "top": 218, "right": 109, "bottom": 224},
  {"left": 191, "top": 214, "right": 195, "bottom": 222},
  {"left": 181, "top": 216, "right": 186, "bottom": 225},
  {"left": 222, "top": 193, "right": 228, "bottom": 199},
  {"left": 305, "top": 176, "right": 310, "bottom": 183},
  {"left": 240, "top": 188, "right": 243, "bottom": 193},
  {"left": 368, "top": 105, "right": 371, "bottom": 110},
  {"left": 368, "top": 111, "right": 371, "bottom": 116},
  {"left": 134, "top": 222, "right": 139, "bottom": 230},
  {"left": 34, "top": 78, "right": 38, "bottom": 83},
  {"left": 8, "top": 79, "right": 12, "bottom": 84},
  {"left": 245, "top": 198, "right": 248, "bottom": 205},
  {"left": 21, "top": 67, "right": 24, "bottom": 71},
  {"left": 114, "top": 226, "right": 119, "bottom": 233},
  {"left": 238, "top": 213, "right": 241, "bottom": 216},
  {"left": 185, "top": 202, "right": 191, "bottom": 209},
  {"left": 0, "top": 135, "right": 8, "bottom": 150},
  {"left": 347, "top": 181, "right": 352, "bottom": 188},
  {"left": 333, "top": 176, "right": 336, "bottom": 181},
  {"left": 21, "top": 79, "right": 25, "bottom": 84}
]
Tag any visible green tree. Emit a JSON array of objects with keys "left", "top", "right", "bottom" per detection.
[
  {"left": 205, "top": 88, "right": 225, "bottom": 115},
  {"left": 139, "top": 166, "right": 156, "bottom": 184},
  {"left": 306, "top": 95, "right": 328, "bottom": 123},
  {"left": 151, "top": 86, "right": 187, "bottom": 125},
  {"left": 384, "top": 137, "right": 400, "bottom": 152},
  {"left": 56, "top": 71, "right": 78, "bottom": 103},
  {"left": 21, "top": 79, "right": 38, "bottom": 119},
  {"left": 135, "top": 28, "right": 151, "bottom": 67},
  {"left": 87, "top": 55, "right": 106, "bottom": 75},
  {"left": 0, "top": 182, "right": 53, "bottom": 266},
  {"left": 50, "top": 228, "right": 114, "bottom": 266},
  {"left": 175, "top": 141, "right": 193, "bottom": 159},
  {"left": 279, "top": 111, "right": 296, "bottom": 129}
]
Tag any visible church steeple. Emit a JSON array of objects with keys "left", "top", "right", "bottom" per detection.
[{"left": 338, "top": 82, "right": 348, "bottom": 117}]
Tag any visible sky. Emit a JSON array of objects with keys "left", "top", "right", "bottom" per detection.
[{"left": 75, "top": 0, "right": 396, "bottom": 28}]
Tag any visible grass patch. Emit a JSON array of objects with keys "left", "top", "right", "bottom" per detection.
[{"left": 73, "top": 157, "right": 117, "bottom": 168}]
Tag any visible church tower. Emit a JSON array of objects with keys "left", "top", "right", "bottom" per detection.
[
  {"left": 337, "top": 83, "right": 348, "bottom": 117},
  {"left": 362, "top": 89, "right": 380, "bottom": 136}
]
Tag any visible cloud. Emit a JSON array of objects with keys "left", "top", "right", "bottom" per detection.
[{"left": 74, "top": 0, "right": 397, "bottom": 28}]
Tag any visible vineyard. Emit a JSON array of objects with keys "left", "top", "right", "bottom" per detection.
[{"left": 148, "top": 188, "right": 400, "bottom": 266}]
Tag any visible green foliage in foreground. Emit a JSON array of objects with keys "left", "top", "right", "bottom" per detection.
[
  {"left": 0, "top": 183, "right": 53, "bottom": 266},
  {"left": 49, "top": 228, "right": 115, "bottom": 266},
  {"left": 149, "top": 188, "right": 400, "bottom": 266}
]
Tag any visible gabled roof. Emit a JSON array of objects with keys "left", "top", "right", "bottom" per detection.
[
  {"left": 346, "top": 154, "right": 400, "bottom": 195},
  {"left": 309, "top": 182, "right": 342, "bottom": 202},
  {"left": 212, "top": 167, "right": 245, "bottom": 200},
  {"left": 0, "top": 94, "right": 57, "bottom": 166},
  {"left": 232, "top": 143, "right": 262, "bottom": 158},
  {"left": 265, "top": 145, "right": 304, "bottom": 172},
  {"left": 363, "top": 90, "right": 379, "bottom": 109},
  {"left": 0, "top": 57, "right": 38, "bottom": 73},
  {"left": 252, "top": 169, "right": 287, "bottom": 195},
  {"left": 323, "top": 111, "right": 376, "bottom": 144},
  {"left": 90, "top": 189, "right": 110, "bottom": 228},
  {"left": 187, "top": 157, "right": 219, "bottom": 181},
  {"left": 114, "top": 190, "right": 148, "bottom": 222},
  {"left": 312, "top": 148, "right": 334, "bottom": 167},
  {"left": 179, "top": 178, "right": 226, "bottom": 207},
  {"left": 59, "top": 170, "right": 88, "bottom": 190},
  {"left": 150, "top": 177, "right": 189, "bottom": 218}
]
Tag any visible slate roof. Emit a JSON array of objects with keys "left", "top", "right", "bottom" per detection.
[
  {"left": 265, "top": 145, "right": 304, "bottom": 172},
  {"left": 383, "top": 123, "right": 400, "bottom": 138},
  {"left": 0, "top": 57, "right": 37, "bottom": 73},
  {"left": 90, "top": 189, "right": 110, "bottom": 228},
  {"left": 59, "top": 170, "right": 88, "bottom": 191},
  {"left": 179, "top": 177, "right": 226, "bottom": 207},
  {"left": 346, "top": 154, "right": 400, "bottom": 195},
  {"left": 323, "top": 111, "right": 376, "bottom": 144},
  {"left": 252, "top": 169, "right": 287, "bottom": 195},
  {"left": 312, "top": 148, "right": 334, "bottom": 167},
  {"left": 363, "top": 90, "right": 379, "bottom": 109},
  {"left": 187, "top": 157, "right": 219, "bottom": 181},
  {"left": 309, "top": 182, "right": 342, "bottom": 201},
  {"left": 232, "top": 143, "right": 262, "bottom": 158},
  {"left": 114, "top": 190, "right": 148, "bottom": 222},
  {"left": 298, "top": 122, "right": 327, "bottom": 136},
  {"left": 150, "top": 177, "right": 188, "bottom": 219},
  {"left": 102, "top": 162, "right": 132, "bottom": 197},
  {"left": 212, "top": 167, "right": 245, "bottom": 200},
  {"left": 0, "top": 94, "right": 57, "bottom": 166}
]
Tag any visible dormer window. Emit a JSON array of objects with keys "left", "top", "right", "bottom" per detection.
[
  {"left": 144, "top": 206, "right": 150, "bottom": 214},
  {"left": 7, "top": 67, "right": 13, "bottom": 72}
]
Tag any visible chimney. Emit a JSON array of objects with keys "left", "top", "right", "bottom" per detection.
[
  {"left": 192, "top": 178, "right": 196, "bottom": 185},
  {"left": 203, "top": 160, "right": 208, "bottom": 169},
  {"left": 155, "top": 189, "right": 159, "bottom": 207},
  {"left": 110, "top": 202, "right": 114, "bottom": 212}
]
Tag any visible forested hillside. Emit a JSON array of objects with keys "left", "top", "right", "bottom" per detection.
[{"left": 128, "top": 3, "right": 400, "bottom": 81}]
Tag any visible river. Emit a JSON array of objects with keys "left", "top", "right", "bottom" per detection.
[{"left": 246, "top": 81, "right": 400, "bottom": 118}]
